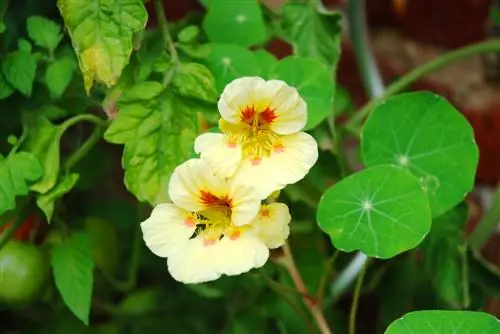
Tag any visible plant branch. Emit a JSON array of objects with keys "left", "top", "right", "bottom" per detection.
[
  {"left": 60, "top": 113, "right": 108, "bottom": 130},
  {"left": 345, "top": 39, "right": 500, "bottom": 134},
  {"left": 64, "top": 124, "right": 105, "bottom": 170},
  {"left": 317, "top": 250, "right": 340, "bottom": 302},
  {"left": 154, "top": 0, "right": 178, "bottom": 62},
  {"left": 279, "top": 242, "right": 333, "bottom": 334},
  {"left": 348, "top": 261, "right": 366, "bottom": 334},
  {"left": 469, "top": 186, "right": 500, "bottom": 250}
]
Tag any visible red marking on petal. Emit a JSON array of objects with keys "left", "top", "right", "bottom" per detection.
[
  {"left": 200, "top": 191, "right": 232, "bottom": 207},
  {"left": 260, "top": 208, "right": 270, "bottom": 218},
  {"left": 227, "top": 140, "right": 237, "bottom": 148},
  {"left": 229, "top": 230, "right": 241, "bottom": 240},
  {"left": 260, "top": 107, "right": 277, "bottom": 124},
  {"left": 240, "top": 106, "right": 255, "bottom": 124},
  {"left": 274, "top": 144, "right": 285, "bottom": 153},
  {"left": 203, "top": 238, "right": 216, "bottom": 246},
  {"left": 184, "top": 216, "right": 196, "bottom": 227},
  {"left": 251, "top": 157, "right": 262, "bottom": 166}
]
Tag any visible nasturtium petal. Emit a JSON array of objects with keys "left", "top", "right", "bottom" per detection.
[
  {"left": 269, "top": 56, "right": 334, "bottom": 130},
  {"left": 384, "top": 310, "right": 500, "bottom": 334},
  {"left": 317, "top": 165, "right": 431, "bottom": 259},
  {"left": 203, "top": 44, "right": 260, "bottom": 92},
  {"left": 203, "top": 0, "right": 266, "bottom": 47},
  {"left": 361, "top": 92, "right": 479, "bottom": 218},
  {"left": 57, "top": 0, "right": 147, "bottom": 93}
]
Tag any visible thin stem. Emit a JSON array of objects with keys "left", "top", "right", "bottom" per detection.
[
  {"left": 153, "top": 0, "right": 178, "bottom": 62},
  {"left": 259, "top": 272, "right": 317, "bottom": 300},
  {"left": 281, "top": 242, "right": 333, "bottom": 334},
  {"left": 60, "top": 113, "right": 108, "bottom": 130},
  {"left": 347, "top": 0, "right": 385, "bottom": 99},
  {"left": 64, "top": 125, "right": 105, "bottom": 170},
  {"left": 469, "top": 187, "right": 500, "bottom": 250},
  {"left": 346, "top": 39, "right": 500, "bottom": 133},
  {"left": 317, "top": 250, "right": 340, "bottom": 302},
  {"left": 0, "top": 203, "right": 30, "bottom": 251},
  {"left": 348, "top": 262, "right": 366, "bottom": 334}
]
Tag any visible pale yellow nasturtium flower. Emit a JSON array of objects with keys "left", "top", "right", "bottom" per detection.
[
  {"left": 195, "top": 77, "right": 319, "bottom": 199},
  {"left": 141, "top": 159, "right": 291, "bottom": 284}
]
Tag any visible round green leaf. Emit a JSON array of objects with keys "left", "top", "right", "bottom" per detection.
[
  {"left": 269, "top": 56, "right": 334, "bottom": 130},
  {"left": 203, "top": 44, "right": 260, "bottom": 92},
  {"left": 203, "top": 0, "right": 266, "bottom": 47},
  {"left": 361, "top": 92, "right": 479, "bottom": 218},
  {"left": 317, "top": 165, "right": 431, "bottom": 259},
  {"left": 253, "top": 49, "right": 277, "bottom": 79},
  {"left": 385, "top": 310, "right": 500, "bottom": 334}
]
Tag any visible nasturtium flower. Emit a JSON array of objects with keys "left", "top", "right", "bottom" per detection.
[
  {"left": 195, "top": 76, "right": 319, "bottom": 199},
  {"left": 140, "top": 158, "right": 291, "bottom": 284}
]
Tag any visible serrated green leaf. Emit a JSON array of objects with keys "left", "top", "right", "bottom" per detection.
[
  {"left": 45, "top": 56, "right": 76, "bottom": 98},
  {"left": 178, "top": 25, "right": 200, "bottom": 44},
  {"left": 22, "top": 115, "right": 63, "bottom": 193},
  {"left": 27, "top": 16, "right": 63, "bottom": 52},
  {"left": 203, "top": 0, "right": 266, "bottom": 47},
  {"left": 269, "top": 56, "right": 334, "bottom": 130},
  {"left": 104, "top": 82, "right": 198, "bottom": 204},
  {"left": 317, "top": 165, "right": 431, "bottom": 259},
  {"left": 0, "top": 72, "right": 14, "bottom": 99},
  {"left": 253, "top": 49, "right": 277, "bottom": 79},
  {"left": 203, "top": 43, "right": 260, "bottom": 92},
  {"left": 37, "top": 173, "right": 79, "bottom": 221},
  {"left": 18, "top": 38, "right": 32, "bottom": 52},
  {"left": 51, "top": 232, "right": 94, "bottom": 325},
  {"left": 420, "top": 203, "right": 469, "bottom": 308},
  {"left": 57, "top": 0, "right": 148, "bottom": 92},
  {"left": 361, "top": 92, "right": 479, "bottom": 218},
  {"left": 0, "top": 152, "right": 43, "bottom": 215},
  {"left": 384, "top": 310, "right": 500, "bottom": 333},
  {"left": 1, "top": 51, "right": 37, "bottom": 96},
  {"left": 172, "top": 62, "right": 218, "bottom": 103},
  {"left": 281, "top": 0, "right": 342, "bottom": 68}
]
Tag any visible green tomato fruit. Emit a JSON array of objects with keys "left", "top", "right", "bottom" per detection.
[
  {"left": 84, "top": 217, "right": 119, "bottom": 276},
  {"left": 0, "top": 240, "right": 48, "bottom": 307}
]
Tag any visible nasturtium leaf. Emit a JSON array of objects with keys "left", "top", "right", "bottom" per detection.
[
  {"left": 22, "top": 115, "right": 63, "bottom": 194},
  {"left": 203, "top": 43, "right": 260, "bottom": 92},
  {"left": 361, "top": 92, "right": 479, "bottom": 218},
  {"left": 0, "top": 152, "right": 43, "bottom": 216},
  {"left": 37, "top": 173, "right": 79, "bottom": 221},
  {"left": 0, "top": 73, "right": 14, "bottom": 99},
  {"left": 104, "top": 81, "right": 198, "bottom": 204},
  {"left": 51, "top": 232, "right": 94, "bottom": 325},
  {"left": 269, "top": 56, "right": 334, "bottom": 130},
  {"left": 44, "top": 56, "right": 76, "bottom": 98},
  {"left": 171, "top": 63, "right": 218, "bottom": 103},
  {"left": 384, "top": 310, "right": 500, "bottom": 333},
  {"left": 317, "top": 165, "right": 431, "bottom": 259},
  {"left": 421, "top": 202, "right": 469, "bottom": 308},
  {"left": 203, "top": 0, "right": 266, "bottom": 47},
  {"left": 57, "top": 0, "right": 148, "bottom": 92},
  {"left": 281, "top": 0, "right": 342, "bottom": 68},
  {"left": 253, "top": 49, "right": 277, "bottom": 79},
  {"left": 1, "top": 51, "right": 37, "bottom": 96},
  {"left": 27, "top": 16, "right": 63, "bottom": 52}
]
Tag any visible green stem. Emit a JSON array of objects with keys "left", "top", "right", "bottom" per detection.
[
  {"left": 153, "top": 0, "right": 178, "bottom": 62},
  {"left": 345, "top": 39, "right": 500, "bottom": 134},
  {"left": 469, "top": 187, "right": 500, "bottom": 250},
  {"left": 63, "top": 125, "right": 105, "bottom": 171},
  {"left": 317, "top": 250, "right": 340, "bottom": 302},
  {"left": 60, "top": 113, "right": 108, "bottom": 130},
  {"left": 348, "top": 262, "right": 366, "bottom": 334}
]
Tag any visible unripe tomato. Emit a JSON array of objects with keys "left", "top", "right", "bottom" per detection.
[{"left": 0, "top": 240, "right": 48, "bottom": 307}]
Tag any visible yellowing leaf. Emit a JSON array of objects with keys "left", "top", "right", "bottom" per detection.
[{"left": 57, "top": 0, "right": 147, "bottom": 93}]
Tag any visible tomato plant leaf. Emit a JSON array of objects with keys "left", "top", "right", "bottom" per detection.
[
  {"left": 26, "top": 16, "right": 63, "bottom": 52},
  {"left": 269, "top": 56, "right": 334, "bottom": 130},
  {"left": 420, "top": 202, "right": 469, "bottom": 308},
  {"left": 384, "top": 310, "right": 500, "bottom": 333},
  {"left": 0, "top": 72, "right": 14, "bottom": 99},
  {"left": 44, "top": 56, "right": 76, "bottom": 98},
  {"left": 361, "top": 92, "right": 479, "bottom": 218},
  {"left": 281, "top": 0, "right": 342, "bottom": 68},
  {"left": 0, "top": 152, "right": 43, "bottom": 216},
  {"left": 1, "top": 51, "right": 37, "bottom": 96},
  {"left": 203, "top": 0, "right": 266, "bottom": 47},
  {"left": 57, "top": 0, "right": 147, "bottom": 92},
  {"left": 171, "top": 63, "right": 218, "bottom": 103},
  {"left": 317, "top": 165, "right": 431, "bottom": 259},
  {"left": 104, "top": 81, "right": 198, "bottom": 204},
  {"left": 51, "top": 232, "right": 94, "bottom": 325},
  {"left": 37, "top": 173, "right": 79, "bottom": 221},
  {"left": 203, "top": 43, "right": 260, "bottom": 92}
]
